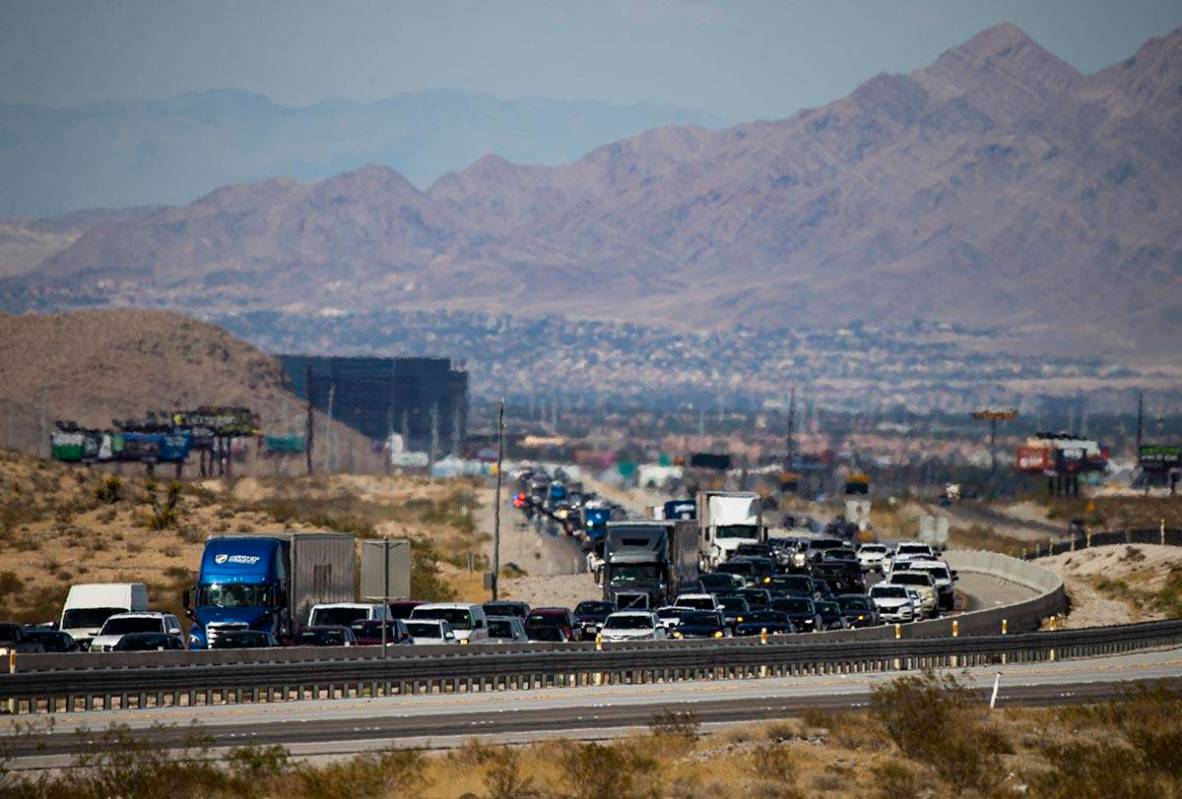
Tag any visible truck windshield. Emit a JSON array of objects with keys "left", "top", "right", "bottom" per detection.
[
  {"left": 198, "top": 583, "right": 270, "bottom": 608},
  {"left": 716, "top": 525, "right": 760, "bottom": 539},
  {"left": 62, "top": 607, "right": 126, "bottom": 629},
  {"left": 608, "top": 565, "right": 662, "bottom": 584}
]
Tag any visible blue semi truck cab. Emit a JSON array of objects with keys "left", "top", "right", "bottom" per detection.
[{"left": 183, "top": 533, "right": 355, "bottom": 649}]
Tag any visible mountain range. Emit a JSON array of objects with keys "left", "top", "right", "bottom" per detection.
[
  {"left": 0, "top": 89, "right": 723, "bottom": 216},
  {"left": 3, "top": 23, "right": 1181, "bottom": 361}
]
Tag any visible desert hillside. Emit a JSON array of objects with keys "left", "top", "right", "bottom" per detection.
[{"left": 0, "top": 308, "right": 379, "bottom": 472}]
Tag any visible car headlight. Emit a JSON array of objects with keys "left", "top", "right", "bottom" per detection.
[
  {"left": 736, "top": 616, "right": 744, "bottom": 623},
  {"left": 673, "top": 631, "right": 683, "bottom": 639},
  {"left": 713, "top": 630, "right": 724, "bottom": 638}
]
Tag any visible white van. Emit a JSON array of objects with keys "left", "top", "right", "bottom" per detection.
[
  {"left": 60, "top": 583, "right": 150, "bottom": 649},
  {"left": 409, "top": 603, "right": 489, "bottom": 643}
]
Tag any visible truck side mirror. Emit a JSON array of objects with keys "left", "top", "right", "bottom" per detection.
[{"left": 182, "top": 589, "right": 195, "bottom": 620}]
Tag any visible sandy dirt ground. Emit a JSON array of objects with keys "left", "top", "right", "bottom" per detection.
[{"left": 1041, "top": 544, "right": 1182, "bottom": 628}]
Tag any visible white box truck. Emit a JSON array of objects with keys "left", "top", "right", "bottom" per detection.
[
  {"left": 59, "top": 582, "right": 150, "bottom": 650},
  {"left": 697, "top": 491, "right": 766, "bottom": 570}
]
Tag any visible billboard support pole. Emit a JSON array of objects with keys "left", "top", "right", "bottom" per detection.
[
  {"left": 305, "top": 365, "right": 315, "bottom": 476},
  {"left": 382, "top": 537, "right": 389, "bottom": 658}
]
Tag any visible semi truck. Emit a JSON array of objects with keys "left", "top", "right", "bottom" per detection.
[
  {"left": 601, "top": 520, "right": 698, "bottom": 609},
  {"left": 183, "top": 532, "right": 355, "bottom": 649},
  {"left": 697, "top": 491, "right": 766, "bottom": 570}
]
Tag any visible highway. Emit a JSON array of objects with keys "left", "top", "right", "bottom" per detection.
[{"left": 5, "top": 645, "right": 1181, "bottom": 769}]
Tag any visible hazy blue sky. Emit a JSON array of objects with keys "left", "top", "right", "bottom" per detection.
[{"left": 2, "top": 0, "right": 1180, "bottom": 121}]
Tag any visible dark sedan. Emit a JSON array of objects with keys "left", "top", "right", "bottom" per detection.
[
  {"left": 112, "top": 632, "right": 185, "bottom": 651},
  {"left": 298, "top": 625, "right": 357, "bottom": 646},
  {"left": 21, "top": 628, "right": 78, "bottom": 653},
  {"left": 671, "top": 611, "right": 728, "bottom": 639},
  {"left": 573, "top": 600, "right": 616, "bottom": 637},
  {"left": 736, "top": 588, "right": 772, "bottom": 611},
  {"left": 716, "top": 595, "right": 751, "bottom": 630},
  {"left": 771, "top": 596, "right": 822, "bottom": 632},
  {"left": 836, "top": 595, "right": 881, "bottom": 628},
  {"left": 734, "top": 611, "right": 796, "bottom": 637},
  {"left": 768, "top": 574, "right": 815, "bottom": 598},
  {"left": 815, "top": 600, "right": 849, "bottom": 630}
]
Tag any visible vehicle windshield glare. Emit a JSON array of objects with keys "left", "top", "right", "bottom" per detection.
[
  {"left": 62, "top": 607, "right": 126, "bottom": 629},
  {"left": 607, "top": 564, "right": 662, "bottom": 583},
  {"left": 487, "top": 620, "right": 517, "bottom": 638},
  {"left": 101, "top": 617, "right": 163, "bottom": 635},
  {"left": 605, "top": 615, "right": 654, "bottom": 630},
  {"left": 715, "top": 525, "right": 760, "bottom": 540},
  {"left": 816, "top": 601, "right": 840, "bottom": 614},
  {"left": 406, "top": 622, "right": 445, "bottom": 638},
  {"left": 311, "top": 607, "right": 369, "bottom": 627},
  {"left": 718, "top": 597, "right": 748, "bottom": 611},
  {"left": 198, "top": 583, "right": 270, "bottom": 608},
  {"left": 872, "top": 586, "right": 910, "bottom": 599},
  {"left": 412, "top": 607, "right": 473, "bottom": 629},
  {"left": 677, "top": 596, "right": 715, "bottom": 610}
]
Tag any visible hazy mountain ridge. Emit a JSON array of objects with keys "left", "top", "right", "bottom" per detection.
[
  {"left": 0, "top": 89, "right": 725, "bottom": 216},
  {"left": 7, "top": 23, "right": 1182, "bottom": 358}
]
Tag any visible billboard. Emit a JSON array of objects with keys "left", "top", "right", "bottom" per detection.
[
  {"left": 1015, "top": 446, "right": 1053, "bottom": 472},
  {"left": 1140, "top": 445, "right": 1182, "bottom": 471}
]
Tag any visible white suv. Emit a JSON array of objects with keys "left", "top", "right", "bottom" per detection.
[
  {"left": 868, "top": 584, "right": 917, "bottom": 623},
  {"left": 409, "top": 603, "right": 489, "bottom": 643},
  {"left": 856, "top": 543, "right": 889, "bottom": 572},
  {"left": 89, "top": 612, "right": 183, "bottom": 652}
]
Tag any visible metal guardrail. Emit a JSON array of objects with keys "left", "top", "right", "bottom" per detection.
[
  {"left": 1023, "top": 526, "right": 1182, "bottom": 559},
  {"left": 0, "top": 547, "right": 1082, "bottom": 715},
  {"left": 3, "top": 618, "right": 1180, "bottom": 715}
]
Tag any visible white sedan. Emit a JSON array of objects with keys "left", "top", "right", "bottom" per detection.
[{"left": 599, "top": 611, "right": 667, "bottom": 642}]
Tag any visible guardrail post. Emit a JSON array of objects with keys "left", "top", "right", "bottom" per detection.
[
  {"left": 1086, "top": 531, "right": 1092, "bottom": 549},
  {"left": 1163, "top": 519, "right": 1167, "bottom": 546},
  {"left": 760, "top": 627, "right": 768, "bottom": 645},
  {"left": 6, "top": 649, "right": 14, "bottom": 715}
]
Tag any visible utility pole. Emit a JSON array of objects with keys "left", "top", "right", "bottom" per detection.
[
  {"left": 785, "top": 386, "right": 796, "bottom": 470},
  {"left": 1136, "top": 391, "right": 1144, "bottom": 453},
  {"left": 451, "top": 400, "right": 461, "bottom": 457},
  {"left": 324, "top": 381, "right": 335, "bottom": 474},
  {"left": 386, "top": 368, "right": 396, "bottom": 476},
  {"left": 492, "top": 400, "right": 505, "bottom": 600},
  {"left": 429, "top": 403, "right": 439, "bottom": 473},
  {"left": 38, "top": 389, "right": 47, "bottom": 459},
  {"left": 305, "top": 365, "right": 315, "bottom": 475}
]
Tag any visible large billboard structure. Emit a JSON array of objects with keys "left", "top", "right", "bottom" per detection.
[{"left": 280, "top": 356, "right": 468, "bottom": 455}]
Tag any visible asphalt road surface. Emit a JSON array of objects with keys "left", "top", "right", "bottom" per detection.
[{"left": 5, "top": 645, "right": 1180, "bottom": 769}]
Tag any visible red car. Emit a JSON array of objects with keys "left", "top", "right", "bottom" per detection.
[
  {"left": 386, "top": 600, "right": 426, "bottom": 620},
  {"left": 525, "top": 607, "right": 580, "bottom": 641}
]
